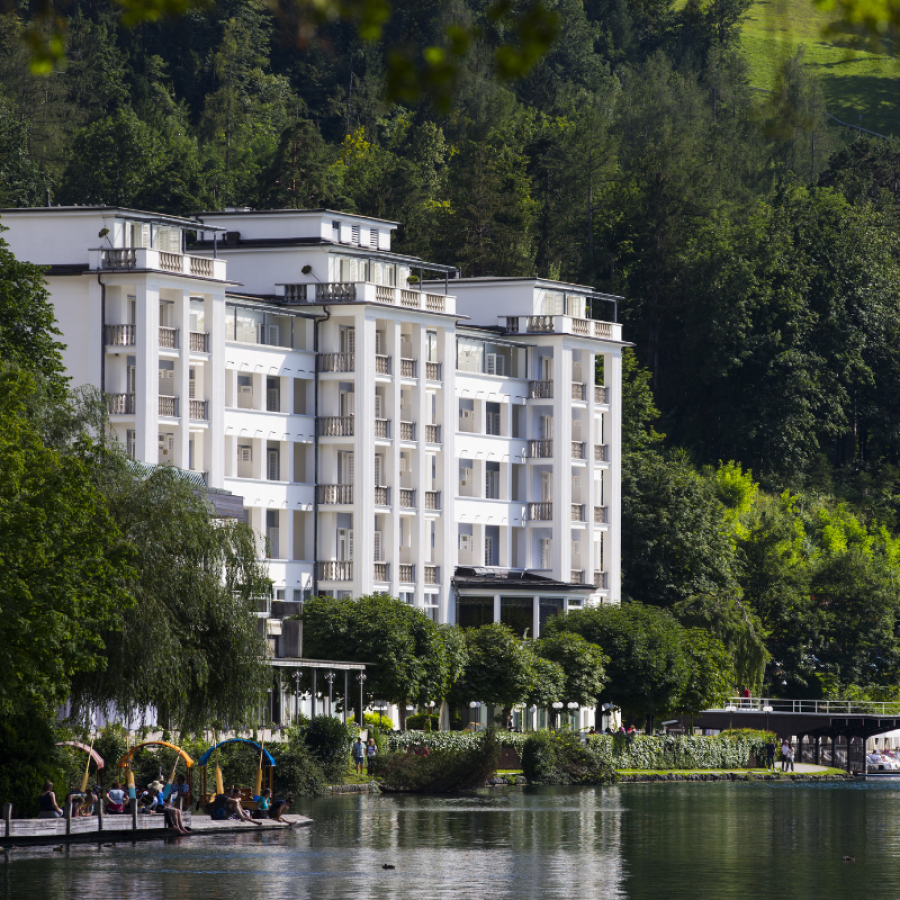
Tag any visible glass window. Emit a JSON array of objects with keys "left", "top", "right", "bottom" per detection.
[
  {"left": 457, "top": 337, "right": 484, "bottom": 373},
  {"left": 566, "top": 294, "right": 586, "bottom": 318},
  {"left": 501, "top": 597, "right": 533, "bottom": 638},
  {"left": 457, "top": 597, "right": 493, "bottom": 629},
  {"left": 190, "top": 298, "right": 205, "bottom": 332},
  {"left": 539, "top": 291, "right": 565, "bottom": 316},
  {"left": 539, "top": 597, "right": 564, "bottom": 632}
]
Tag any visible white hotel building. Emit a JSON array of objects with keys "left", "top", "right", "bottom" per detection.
[{"left": 3, "top": 205, "right": 624, "bottom": 667}]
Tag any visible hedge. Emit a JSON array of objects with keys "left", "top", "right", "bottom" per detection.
[
  {"left": 386, "top": 731, "right": 527, "bottom": 752},
  {"left": 586, "top": 731, "right": 771, "bottom": 769}
]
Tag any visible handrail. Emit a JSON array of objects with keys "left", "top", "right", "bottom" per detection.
[{"left": 712, "top": 697, "right": 900, "bottom": 715}]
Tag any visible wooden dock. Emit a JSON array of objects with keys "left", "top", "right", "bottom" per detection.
[{"left": 0, "top": 811, "right": 312, "bottom": 847}]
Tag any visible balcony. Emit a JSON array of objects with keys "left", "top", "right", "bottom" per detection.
[
  {"left": 595, "top": 444, "right": 609, "bottom": 462},
  {"left": 503, "top": 315, "right": 622, "bottom": 342},
  {"left": 399, "top": 564, "right": 415, "bottom": 584},
  {"left": 424, "top": 565, "right": 439, "bottom": 585},
  {"left": 426, "top": 424, "right": 441, "bottom": 443},
  {"left": 529, "top": 380, "right": 553, "bottom": 399},
  {"left": 375, "top": 418, "right": 391, "bottom": 439},
  {"left": 572, "top": 383, "right": 586, "bottom": 401},
  {"left": 159, "top": 396, "right": 178, "bottom": 417},
  {"left": 189, "top": 399, "right": 208, "bottom": 420},
  {"left": 594, "top": 505, "right": 608, "bottom": 524},
  {"left": 107, "top": 392, "right": 134, "bottom": 415},
  {"left": 400, "top": 358, "right": 416, "bottom": 378},
  {"left": 317, "top": 484, "right": 353, "bottom": 504},
  {"left": 571, "top": 441, "right": 586, "bottom": 460},
  {"left": 375, "top": 355, "right": 391, "bottom": 375},
  {"left": 190, "top": 331, "right": 209, "bottom": 353},
  {"left": 527, "top": 315, "right": 555, "bottom": 334},
  {"left": 426, "top": 362, "right": 442, "bottom": 381},
  {"left": 159, "top": 326, "right": 179, "bottom": 349},
  {"left": 595, "top": 571, "right": 609, "bottom": 589},
  {"left": 374, "top": 486, "right": 390, "bottom": 506},
  {"left": 105, "top": 324, "right": 134, "bottom": 346},
  {"left": 571, "top": 503, "right": 586, "bottom": 522},
  {"left": 595, "top": 385, "right": 610, "bottom": 404},
  {"left": 96, "top": 248, "right": 226, "bottom": 280},
  {"left": 318, "top": 560, "right": 352, "bottom": 582},
  {"left": 400, "top": 489, "right": 416, "bottom": 508},
  {"left": 529, "top": 439, "right": 553, "bottom": 459},
  {"left": 571, "top": 570, "right": 585, "bottom": 585},
  {"left": 374, "top": 562, "right": 390, "bottom": 582},
  {"left": 400, "top": 421, "right": 416, "bottom": 441},
  {"left": 276, "top": 282, "right": 456, "bottom": 314},
  {"left": 317, "top": 416, "right": 354, "bottom": 436},
  {"left": 528, "top": 502, "right": 553, "bottom": 521},
  {"left": 425, "top": 490, "right": 441, "bottom": 511},
  {"left": 318, "top": 353, "right": 354, "bottom": 373}
]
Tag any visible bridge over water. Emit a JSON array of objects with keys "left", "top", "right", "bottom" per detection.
[{"left": 674, "top": 698, "right": 900, "bottom": 773}]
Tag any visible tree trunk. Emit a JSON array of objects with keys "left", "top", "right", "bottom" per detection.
[
  {"left": 398, "top": 703, "right": 407, "bottom": 732},
  {"left": 646, "top": 713, "right": 655, "bottom": 734}
]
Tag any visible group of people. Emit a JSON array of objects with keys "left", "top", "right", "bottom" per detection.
[
  {"left": 867, "top": 748, "right": 900, "bottom": 770},
  {"left": 351, "top": 737, "right": 379, "bottom": 775},
  {"left": 208, "top": 786, "right": 294, "bottom": 826},
  {"left": 763, "top": 738, "right": 796, "bottom": 771}
]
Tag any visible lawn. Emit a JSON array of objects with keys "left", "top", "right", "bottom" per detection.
[{"left": 738, "top": 0, "right": 900, "bottom": 135}]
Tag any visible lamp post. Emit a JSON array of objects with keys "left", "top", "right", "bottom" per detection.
[
  {"left": 567, "top": 701, "right": 579, "bottom": 730},
  {"left": 356, "top": 673, "right": 367, "bottom": 727},
  {"left": 427, "top": 700, "right": 436, "bottom": 732},
  {"left": 292, "top": 669, "right": 302, "bottom": 725},
  {"left": 552, "top": 701, "right": 564, "bottom": 731},
  {"left": 469, "top": 700, "right": 482, "bottom": 730},
  {"left": 325, "top": 671, "right": 336, "bottom": 717}
]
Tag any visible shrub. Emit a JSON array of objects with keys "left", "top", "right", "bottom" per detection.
[
  {"left": 302, "top": 717, "right": 355, "bottom": 784},
  {"left": 0, "top": 710, "right": 66, "bottom": 816},
  {"left": 585, "top": 732, "right": 770, "bottom": 769},
  {"left": 522, "top": 731, "right": 616, "bottom": 785},
  {"left": 276, "top": 728, "right": 327, "bottom": 796},
  {"left": 387, "top": 730, "right": 527, "bottom": 753},
  {"left": 405, "top": 713, "right": 439, "bottom": 731},
  {"left": 364, "top": 712, "right": 394, "bottom": 730},
  {"left": 371, "top": 728, "right": 501, "bottom": 792}
]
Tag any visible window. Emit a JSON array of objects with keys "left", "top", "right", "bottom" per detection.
[
  {"left": 369, "top": 228, "right": 379, "bottom": 249},
  {"left": 374, "top": 393, "right": 384, "bottom": 419},
  {"left": 426, "top": 331, "right": 437, "bottom": 362},
  {"left": 340, "top": 391, "right": 355, "bottom": 417},
  {"left": 541, "top": 356, "right": 553, "bottom": 381},
  {"left": 332, "top": 220, "right": 340, "bottom": 241},
  {"left": 267, "top": 377, "right": 280, "bottom": 412},
  {"left": 486, "top": 353, "right": 504, "bottom": 376},
  {"left": 339, "top": 451, "right": 355, "bottom": 485},
  {"left": 351, "top": 225, "right": 360, "bottom": 244},
  {"left": 541, "top": 472, "right": 552, "bottom": 502},
  {"left": 457, "top": 596, "right": 493, "bottom": 629},
  {"left": 486, "top": 469, "right": 500, "bottom": 499},
  {"left": 126, "top": 429, "right": 136, "bottom": 459},
  {"left": 540, "top": 538, "right": 552, "bottom": 570},
  {"left": 337, "top": 528, "right": 354, "bottom": 561},
  {"left": 267, "top": 449, "right": 280, "bottom": 481},
  {"left": 501, "top": 597, "right": 532, "bottom": 638},
  {"left": 484, "top": 536, "right": 495, "bottom": 566},
  {"left": 459, "top": 534, "right": 473, "bottom": 552},
  {"left": 541, "top": 415, "right": 553, "bottom": 440},
  {"left": 340, "top": 327, "right": 356, "bottom": 354},
  {"left": 375, "top": 331, "right": 385, "bottom": 355},
  {"left": 373, "top": 454, "right": 383, "bottom": 486}
]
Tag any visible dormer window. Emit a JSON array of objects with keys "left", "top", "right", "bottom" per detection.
[
  {"left": 369, "top": 229, "right": 379, "bottom": 249},
  {"left": 351, "top": 225, "right": 360, "bottom": 245}
]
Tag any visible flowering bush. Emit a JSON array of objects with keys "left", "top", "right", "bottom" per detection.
[
  {"left": 587, "top": 731, "right": 771, "bottom": 769},
  {"left": 386, "top": 730, "right": 527, "bottom": 752}
]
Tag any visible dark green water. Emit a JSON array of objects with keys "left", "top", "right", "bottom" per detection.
[{"left": 4, "top": 782, "right": 900, "bottom": 899}]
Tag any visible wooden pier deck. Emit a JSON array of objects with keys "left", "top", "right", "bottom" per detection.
[{"left": 1, "top": 811, "right": 312, "bottom": 847}]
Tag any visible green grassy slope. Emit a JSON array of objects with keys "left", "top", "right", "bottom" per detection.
[{"left": 740, "top": 0, "right": 900, "bottom": 136}]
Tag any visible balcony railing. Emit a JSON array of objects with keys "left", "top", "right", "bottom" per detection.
[
  {"left": 376, "top": 285, "right": 396, "bottom": 304},
  {"left": 105, "top": 324, "right": 134, "bottom": 346},
  {"left": 571, "top": 441, "right": 586, "bottom": 460},
  {"left": 374, "top": 562, "right": 389, "bottom": 582},
  {"left": 159, "top": 396, "right": 179, "bottom": 417},
  {"left": 375, "top": 418, "right": 391, "bottom": 439},
  {"left": 317, "top": 484, "right": 353, "bottom": 504},
  {"left": 190, "top": 331, "right": 209, "bottom": 352},
  {"left": 595, "top": 571, "right": 609, "bottom": 589},
  {"left": 529, "top": 380, "right": 553, "bottom": 399},
  {"left": 571, "top": 569, "right": 585, "bottom": 584},
  {"left": 572, "top": 382, "right": 586, "bottom": 401},
  {"left": 401, "top": 289, "right": 420, "bottom": 308},
  {"left": 572, "top": 318, "right": 590, "bottom": 336},
  {"left": 317, "top": 416, "right": 354, "bottom": 436},
  {"left": 107, "top": 392, "right": 134, "bottom": 415},
  {"left": 571, "top": 503, "right": 586, "bottom": 522},
  {"left": 98, "top": 248, "right": 226, "bottom": 279},
  {"left": 159, "top": 326, "right": 179, "bottom": 349},
  {"left": 595, "top": 444, "right": 609, "bottom": 462},
  {"left": 528, "top": 502, "right": 553, "bottom": 521},
  {"left": 400, "top": 421, "right": 416, "bottom": 441},
  {"left": 318, "top": 560, "right": 352, "bottom": 582},
  {"left": 189, "top": 399, "right": 208, "bottom": 420},
  {"left": 318, "top": 353, "right": 354, "bottom": 373},
  {"left": 400, "top": 488, "right": 416, "bottom": 508},
  {"left": 426, "top": 294, "right": 446, "bottom": 312},
  {"left": 529, "top": 439, "right": 553, "bottom": 459},
  {"left": 375, "top": 355, "right": 391, "bottom": 375},
  {"left": 424, "top": 565, "right": 439, "bottom": 585},
  {"left": 399, "top": 564, "right": 415, "bottom": 583},
  {"left": 527, "top": 316, "right": 555, "bottom": 333},
  {"left": 426, "top": 424, "right": 441, "bottom": 443},
  {"left": 594, "top": 321, "right": 613, "bottom": 338},
  {"left": 100, "top": 248, "right": 136, "bottom": 269},
  {"left": 425, "top": 490, "right": 441, "bottom": 510},
  {"left": 374, "top": 486, "right": 390, "bottom": 506},
  {"left": 317, "top": 282, "right": 357, "bottom": 301},
  {"left": 595, "top": 385, "right": 610, "bottom": 404},
  {"left": 594, "top": 505, "right": 608, "bottom": 524},
  {"left": 426, "top": 362, "right": 442, "bottom": 381},
  {"left": 190, "top": 256, "right": 214, "bottom": 277},
  {"left": 159, "top": 251, "right": 181, "bottom": 273},
  {"left": 283, "top": 284, "right": 307, "bottom": 303},
  {"left": 400, "top": 358, "right": 416, "bottom": 378}
]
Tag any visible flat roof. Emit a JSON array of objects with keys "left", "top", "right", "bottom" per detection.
[
  {"left": 0, "top": 206, "right": 228, "bottom": 232},
  {"left": 425, "top": 276, "right": 623, "bottom": 300},
  {"left": 453, "top": 567, "right": 596, "bottom": 593},
  {"left": 194, "top": 208, "right": 400, "bottom": 227}
]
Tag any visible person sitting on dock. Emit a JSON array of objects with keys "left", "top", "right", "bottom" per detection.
[
  {"left": 172, "top": 774, "right": 190, "bottom": 809},
  {"left": 80, "top": 789, "right": 97, "bottom": 816},
  {"left": 225, "top": 788, "right": 261, "bottom": 826},
  {"left": 37, "top": 782, "right": 63, "bottom": 819},
  {"left": 160, "top": 794, "right": 191, "bottom": 835},
  {"left": 106, "top": 782, "right": 126, "bottom": 814},
  {"left": 269, "top": 795, "right": 295, "bottom": 827},
  {"left": 142, "top": 782, "right": 166, "bottom": 814},
  {"left": 252, "top": 789, "right": 272, "bottom": 820}
]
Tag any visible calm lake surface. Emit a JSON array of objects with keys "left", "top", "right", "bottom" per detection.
[{"left": 5, "top": 781, "right": 900, "bottom": 899}]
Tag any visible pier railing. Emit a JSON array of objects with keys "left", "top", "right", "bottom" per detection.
[{"left": 714, "top": 697, "right": 900, "bottom": 715}]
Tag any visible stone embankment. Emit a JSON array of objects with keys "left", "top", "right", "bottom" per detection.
[{"left": 618, "top": 773, "right": 852, "bottom": 783}]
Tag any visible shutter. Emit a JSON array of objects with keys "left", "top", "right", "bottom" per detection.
[
  {"left": 542, "top": 473, "right": 552, "bottom": 502},
  {"left": 341, "top": 392, "right": 355, "bottom": 417},
  {"left": 370, "top": 229, "right": 378, "bottom": 249},
  {"left": 267, "top": 325, "right": 279, "bottom": 346},
  {"left": 542, "top": 416, "right": 553, "bottom": 440},
  {"left": 374, "top": 394, "right": 383, "bottom": 419},
  {"left": 542, "top": 357, "right": 552, "bottom": 381},
  {"left": 345, "top": 452, "right": 355, "bottom": 485},
  {"left": 400, "top": 457, "right": 408, "bottom": 475},
  {"left": 376, "top": 332, "right": 384, "bottom": 354},
  {"left": 374, "top": 454, "right": 382, "bottom": 485},
  {"left": 268, "top": 449, "right": 279, "bottom": 481},
  {"left": 541, "top": 538, "right": 551, "bottom": 569},
  {"left": 351, "top": 225, "right": 360, "bottom": 244},
  {"left": 374, "top": 531, "right": 383, "bottom": 562},
  {"left": 486, "top": 353, "right": 496, "bottom": 375},
  {"left": 127, "top": 366, "right": 136, "bottom": 393},
  {"left": 484, "top": 537, "right": 494, "bottom": 566},
  {"left": 141, "top": 223, "right": 150, "bottom": 248},
  {"left": 348, "top": 530, "right": 354, "bottom": 560}
]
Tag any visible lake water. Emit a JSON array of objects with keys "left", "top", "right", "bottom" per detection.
[{"left": 5, "top": 781, "right": 900, "bottom": 900}]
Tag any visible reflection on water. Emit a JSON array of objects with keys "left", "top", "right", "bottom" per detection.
[{"left": 5, "top": 781, "right": 900, "bottom": 900}]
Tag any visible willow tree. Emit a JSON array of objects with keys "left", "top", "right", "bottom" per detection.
[{"left": 70, "top": 460, "right": 270, "bottom": 732}]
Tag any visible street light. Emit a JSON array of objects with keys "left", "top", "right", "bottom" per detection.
[
  {"left": 292, "top": 669, "right": 302, "bottom": 725},
  {"left": 356, "top": 673, "right": 367, "bottom": 728},
  {"left": 324, "top": 671, "right": 336, "bottom": 717},
  {"left": 469, "top": 700, "right": 482, "bottom": 730},
  {"left": 552, "top": 701, "right": 563, "bottom": 731},
  {"left": 567, "top": 701, "right": 579, "bottom": 730},
  {"left": 427, "top": 700, "right": 436, "bottom": 732}
]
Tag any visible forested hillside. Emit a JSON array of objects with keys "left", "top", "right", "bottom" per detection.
[{"left": 3, "top": 0, "right": 900, "bottom": 699}]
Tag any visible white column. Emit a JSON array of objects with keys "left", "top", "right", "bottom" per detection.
[
  {"left": 414, "top": 323, "right": 428, "bottom": 609},
  {"left": 88, "top": 277, "right": 103, "bottom": 389},
  {"left": 206, "top": 291, "right": 226, "bottom": 487},
  {"left": 439, "top": 324, "right": 456, "bottom": 622},
  {"left": 553, "top": 339, "right": 572, "bottom": 583},
  {"left": 533, "top": 595, "right": 540, "bottom": 638},
  {"left": 389, "top": 317, "right": 402, "bottom": 597},
  {"left": 134, "top": 280, "right": 160, "bottom": 464},
  {"left": 493, "top": 594, "right": 501, "bottom": 624},
  {"left": 608, "top": 347, "right": 623, "bottom": 603},
  {"left": 174, "top": 290, "right": 191, "bottom": 470},
  {"left": 353, "top": 310, "right": 376, "bottom": 597}
]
